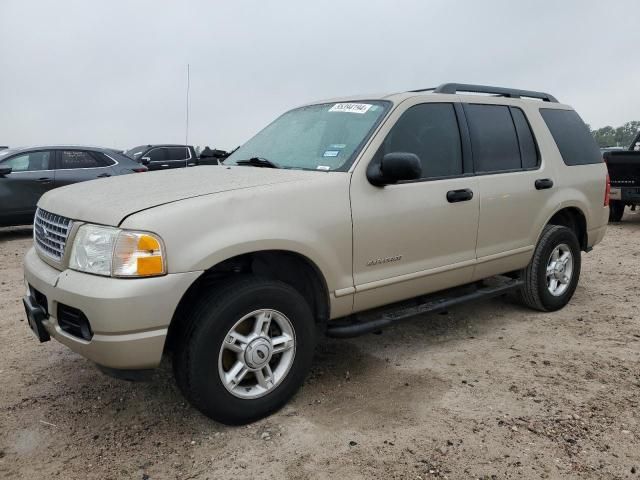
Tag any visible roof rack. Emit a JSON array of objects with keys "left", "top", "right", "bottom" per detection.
[{"left": 411, "top": 83, "right": 558, "bottom": 103}]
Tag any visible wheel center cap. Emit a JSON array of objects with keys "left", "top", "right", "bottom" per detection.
[{"left": 244, "top": 338, "right": 273, "bottom": 369}]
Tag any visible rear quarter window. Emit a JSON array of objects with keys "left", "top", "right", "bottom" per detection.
[{"left": 540, "top": 109, "right": 602, "bottom": 166}]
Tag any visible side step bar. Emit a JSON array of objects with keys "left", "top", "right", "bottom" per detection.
[{"left": 326, "top": 277, "right": 524, "bottom": 338}]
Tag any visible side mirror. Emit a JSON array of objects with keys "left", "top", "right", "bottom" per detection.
[
  {"left": 0, "top": 166, "right": 12, "bottom": 177},
  {"left": 140, "top": 157, "right": 151, "bottom": 165},
  {"left": 367, "top": 152, "right": 422, "bottom": 186}
]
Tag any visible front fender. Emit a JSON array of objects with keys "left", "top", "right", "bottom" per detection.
[{"left": 119, "top": 178, "right": 354, "bottom": 295}]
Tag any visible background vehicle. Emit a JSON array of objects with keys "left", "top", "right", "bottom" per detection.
[
  {"left": 198, "top": 146, "right": 229, "bottom": 165},
  {"left": 23, "top": 84, "right": 608, "bottom": 425},
  {"left": 600, "top": 146, "right": 624, "bottom": 155},
  {"left": 603, "top": 130, "right": 640, "bottom": 221},
  {"left": 124, "top": 144, "right": 198, "bottom": 171},
  {"left": 0, "top": 146, "right": 146, "bottom": 227}
]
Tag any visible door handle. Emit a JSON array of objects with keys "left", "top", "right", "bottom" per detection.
[
  {"left": 446, "top": 188, "right": 474, "bottom": 203},
  {"left": 96, "top": 173, "right": 111, "bottom": 178},
  {"left": 535, "top": 178, "right": 554, "bottom": 190},
  {"left": 37, "top": 177, "right": 52, "bottom": 184}
]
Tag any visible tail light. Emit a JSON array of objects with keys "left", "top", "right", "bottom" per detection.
[
  {"left": 604, "top": 173, "right": 610, "bottom": 206},
  {"left": 132, "top": 167, "right": 148, "bottom": 173}
]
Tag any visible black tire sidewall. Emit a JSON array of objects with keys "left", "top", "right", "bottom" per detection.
[
  {"left": 609, "top": 201, "right": 624, "bottom": 222},
  {"left": 183, "top": 280, "right": 315, "bottom": 425},
  {"left": 535, "top": 228, "right": 581, "bottom": 311}
]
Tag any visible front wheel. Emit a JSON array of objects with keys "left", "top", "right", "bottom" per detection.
[
  {"left": 609, "top": 200, "right": 625, "bottom": 222},
  {"left": 173, "top": 277, "right": 316, "bottom": 425},
  {"left": 519, "top": 225, "right": 581, "bottom": 312}
]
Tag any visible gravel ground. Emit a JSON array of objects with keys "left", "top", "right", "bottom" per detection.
[{"left": 1, "top": 212, "right": 639, "bottom": 480}]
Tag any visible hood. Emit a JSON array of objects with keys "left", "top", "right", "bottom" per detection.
[{"left": 38, "top": 166, "right": 318, "bottom": 226}]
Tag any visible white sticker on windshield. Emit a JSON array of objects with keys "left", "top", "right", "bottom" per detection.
[
  {"left": 329, "top": 103, "right": 373, "bottom": 114},
  {"left": 317, "top": 165, "right": 331, "bottom": 171},
  {"left": 323, "top": 150, "right": 339, "bottom": 157}
]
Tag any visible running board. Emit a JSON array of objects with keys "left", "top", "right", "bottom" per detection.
[{"left": 326, "top": 277, "right": 524, "bottom": 338}]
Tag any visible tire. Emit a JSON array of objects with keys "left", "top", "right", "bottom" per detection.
[
  {"left": 519, "top": 225, "right": 581, "bottom": 312},
  {"left": 173, "top": 276, "right": 316, "bottom": 425},
  {"left": 609, "top": 201, "right": 625, "bottom": 222}
]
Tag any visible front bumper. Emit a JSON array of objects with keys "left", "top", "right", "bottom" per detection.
[{"left": 23, "top": 247, "right": 201, "bottom": 369}]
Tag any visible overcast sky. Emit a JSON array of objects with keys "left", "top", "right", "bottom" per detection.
[{"left": 1, "top": 0, "right": 639, "bottom": 150}]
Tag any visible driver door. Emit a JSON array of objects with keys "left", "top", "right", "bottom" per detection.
[
  {"left": 350, "top": 100, "right": 479, "bottom": 312},
  {"left": 0, "top": 150, "right": 55, "bottom": 224}
]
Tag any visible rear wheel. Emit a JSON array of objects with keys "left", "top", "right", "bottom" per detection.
[
  {"left": 173, "top": 276, "right": 316, "bottom": 425},
  {"left": 519, "top": 225, "right": 581, "bottom": 312},
  {"left": 609, "top": 200, "right": 625, "bottom": 222}
]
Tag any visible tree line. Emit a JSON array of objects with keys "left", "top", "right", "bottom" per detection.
[{"left": 589, "top": 121, "right": 640, "bottom": 148}]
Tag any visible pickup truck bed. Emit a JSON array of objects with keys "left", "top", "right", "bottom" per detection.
[{"left": 603, "top": 132, "right": 640, "bottom": 222}]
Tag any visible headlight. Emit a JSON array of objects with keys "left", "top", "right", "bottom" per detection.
[{"left": 69, "top": 224, "right": 166, "bottom": 277}]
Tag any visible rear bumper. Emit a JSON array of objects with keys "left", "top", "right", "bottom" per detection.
[
  {"left": 610, "top": 186, "right": 640, "bottom": 204},
  {"left": 23, "top": 247, "right": 201, "bottom": 369}
]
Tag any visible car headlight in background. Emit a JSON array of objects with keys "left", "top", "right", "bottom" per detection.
[{"left": 69, "top": 224, "right": 166, "bottom": 277}]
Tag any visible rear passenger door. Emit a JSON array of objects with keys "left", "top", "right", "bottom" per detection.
[
  {"left": 165, "top": 146, "right": 191, "bottom": 168},
  {"left": 53, "top": 150, "right": 116, "bottom": 188},
  {"left": 465, "top": 103, "right": 555, "bottom": 280},
  {"left": 144, "top": 147, "right": 190, "bottom": 170}
]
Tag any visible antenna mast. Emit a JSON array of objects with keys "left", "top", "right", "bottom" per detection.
[{"left": 185, "top": 64, "right": 190, "bottom": 146}]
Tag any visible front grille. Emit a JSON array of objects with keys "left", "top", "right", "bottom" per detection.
[{"left": 34, "top": 208, "right": 72, "bottom": 261}]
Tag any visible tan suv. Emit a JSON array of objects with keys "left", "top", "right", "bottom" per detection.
[{"left": 23, "top": 83, "right": 609, "bottom": 424}]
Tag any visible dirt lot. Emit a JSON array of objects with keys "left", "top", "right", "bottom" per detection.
[{"left": 1, "top": 214, "right": 639, "bottom": 480}]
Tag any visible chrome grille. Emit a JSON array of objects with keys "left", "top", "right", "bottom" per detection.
[{"left": 34, "top": 208, "right": 72, "bottom": 261}]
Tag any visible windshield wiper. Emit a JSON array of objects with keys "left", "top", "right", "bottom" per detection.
[{"left": 235, "top": 157, "right": 280, "bottom": 169}]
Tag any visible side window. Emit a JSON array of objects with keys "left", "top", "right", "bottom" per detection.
[
  {"left": 59, "top": 150, "right": 104, "bottom": 169},
  {"left": 1, "top": 151, "right": 51, "bottom": 172},
  {"left": 540, "top": 109, "right": 602, "bottom": 165},
  {"left": 146, "top": 148, "right": 167, "bottom": 162},
  {"left": 166, "top": 147, "right": 190, "bottom": 161},
  {"left": 379, "top": 103, "right": 463, "bottom": 179},
  {"left": 510, "top": 107, "right": 539, "bottom": 169},
  {"left": 465, "top": 104, "right": 520, "bottom": 172},
  {"left": 97, "top": 152, "right": 116, "bottom": 166}
]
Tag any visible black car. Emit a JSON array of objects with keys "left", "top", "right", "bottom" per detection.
[
  {"left": 0, "top": 145, "right": 147, "bottom": 227},
  {"left": 124, "top": 144, "right": 199, "bottom": 171}
]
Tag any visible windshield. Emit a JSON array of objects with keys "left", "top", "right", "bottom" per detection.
[
  {"left": 225, "top": 101, "right": 390, "bottom": 171},
  {"left": 124, "top": 145, "right": 148, "bottom": 160},
  {"left": 0, "top": 148, "right": 21, "bottom": 162}
]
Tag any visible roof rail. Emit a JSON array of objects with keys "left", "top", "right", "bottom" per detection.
[{"left": 411, "top": 83, "right": 558, "bottom": 103}]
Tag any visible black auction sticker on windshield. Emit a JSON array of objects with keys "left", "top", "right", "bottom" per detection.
[{"left": 328, "top": 103, "right": 373, "bottom": 114}]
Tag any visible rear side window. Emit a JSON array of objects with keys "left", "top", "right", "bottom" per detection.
[
  {"left": 379, "top": 103, "right": 463, "bottom": 179},
  {"left": 146, "top": 148, "right": 167, "bottom": 162},
  {"left": 166, "top": 147, "right": 190, "bottom": 161},
  {"left": 95, "top": 152, "right": 116, "bottom": 166},
  {"left": 58, "top": 150, "right": 106, "bottom": 169},
  {"left": 465, "top": 104, "right": 521, "bottom": 172},
  {"left": 511, "top": 108, "right": 538, "bottom": 169},
  {"left": 540, "top": 109, "right": 602, "bottom": 165}
]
